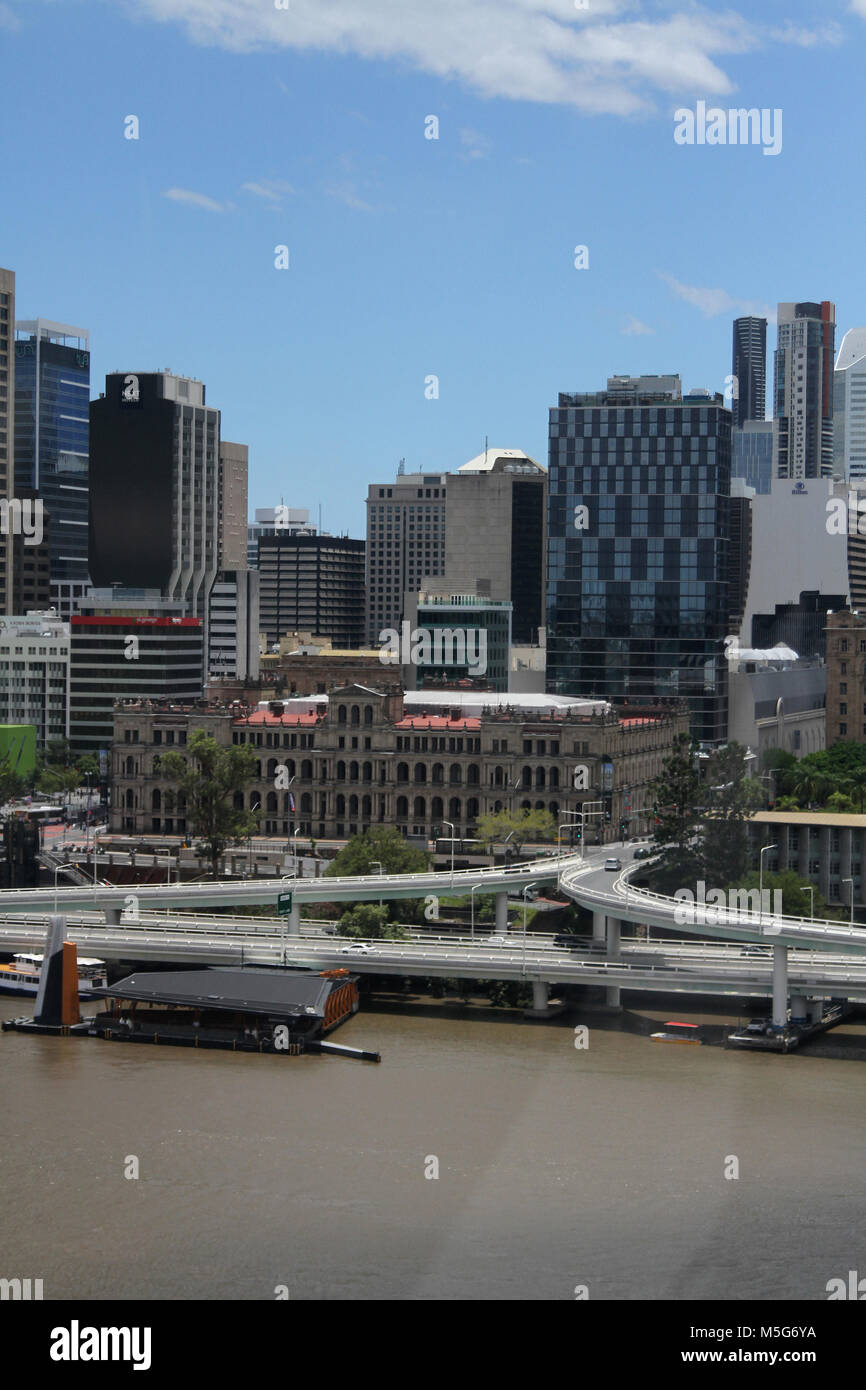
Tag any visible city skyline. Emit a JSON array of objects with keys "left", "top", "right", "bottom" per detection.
[{"left": 3, "top": 0, "right": 866, "bottom": 534}]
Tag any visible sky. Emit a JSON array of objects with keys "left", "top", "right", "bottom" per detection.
[{"left": 2, "top": 0, "right": 865, "bottom": 536}]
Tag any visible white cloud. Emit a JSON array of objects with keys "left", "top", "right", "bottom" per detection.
[
  {"left": 241, "top": 179, "right": 295, "bottom": 203},
  {"left": 622, "top": 316, "right": 653, "bottom": 335},
  {"left": 657, "top": 271, "right": 774, "bottom": 322},
  {"left": 459, "top": 128, "right": 491, "bottom": 159},
  {"left": 323, "top": 180, "right": 376, "bottom": 212},
  {"left": 125, "top": 1, "right": 839, "bottom": 117},
  {"left": 850, "top": 0, "right": 866, "bottom": 19},
  {"left": 0, "top": 3, "right": 21, "bottom": 30},
  {"left": 162, "top": 186, "right": 229, "bottom": 211}
]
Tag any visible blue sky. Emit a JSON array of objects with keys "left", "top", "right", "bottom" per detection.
[{"left": 2, "top": 0, "right": 865, "bottom": 535}]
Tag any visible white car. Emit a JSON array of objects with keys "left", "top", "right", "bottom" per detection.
[
  {"left": 340, "top": 942, "right": 375, "bottom": 954},
  {"left": 485, "top": 935, "right": 509, "bottom": 947},
  {"left": 604, "top": 858, "right": 622, "bottom": 871}
]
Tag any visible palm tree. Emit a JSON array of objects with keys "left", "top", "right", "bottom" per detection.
[
  {"left": 791, "top": 769, "right": 832, "bottom": 809},
  {"left": 846, "top": 767, "right": 866, "bottom": 812}
]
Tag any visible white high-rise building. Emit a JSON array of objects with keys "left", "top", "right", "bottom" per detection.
[
  {"left": 833, "top": 328, "right": 866, "bottom": 481},
  {"left": 0, "top": 611, "right": 70, "bottom": 746}
]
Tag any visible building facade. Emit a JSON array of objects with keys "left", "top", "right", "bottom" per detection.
[
  {"left": 731, "top": 315, "right": 767, "bottom": 429},
  {"left": 0, "top": 611, "right": 70, "bottom": 747},
  {"left": 109, "top": 686, "right": 689, "bottom": 842},
  {"left": 365, "top": 471, "right": 447, "bottom": 645},
  {"left": 825, "top": 608, "right": 866, "bottom": 746},
  {"left": 70, "top": 614, "right": 204, "bottom": 755},
  {"left": 14, "top": 319, "right": 91, "bottom": 617},
  {"left": 208, "top": 568, "right": 260, "bottom": 682},
  {"left": 732, "top": 419, "right": 774, "bottom": 494},
  {"left": 773, "top": 301, "right": 836, "bottom": 482},
  {"left": 546, "top": 375, "right": 731, "bottom": 745},
  {"left": 0, "top": 268, "right": 15, "bottom": 614},
  {"left": 257, "top": 533, "right": 365, "bottom": 649},
  {"left": 833, "top": 328, "right": 866, "bottom": 482},
  {"left": 248, "top": 507, "right": 315, "bottom": 569}
]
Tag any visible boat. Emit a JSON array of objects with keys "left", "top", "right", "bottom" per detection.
[
  {"left": 650, "top": 1020, "right": 702, "bottom": 1045},
  {"left": 0, "top": 953, "right": 107, "bottom": 998}
]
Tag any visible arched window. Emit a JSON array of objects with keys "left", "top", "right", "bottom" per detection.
[
  {"left": 364, "top": 706, "right": 373, "bottom": 726},
  {"left": 493, "top": 765, "right": 504, "bottom": 787},
  {"left": 301, "top": 792, "right": 312, "bottom": 813},
  {"left": 249, "top": 792, "right": 260, "bottom": 810},
  {"left": 521, "top": 799, "right": 532, "bottom": 812},
  {"left": 414, "top": 763, "right": 427, "bottom": 783},
  {"left": 152, "top": 789, "right": 161, "bottom": 810},
  {"left": 266, "top": 791, "right": 277, "bottom": 812},
  {"left": 449, "top": 797, "right": 461, "bottom": 821},
  {"left": 413, "top": 795, "right": 426, "bottom": 819},
  {"left": 522, "top": 766, "right": 533, "bottom": 790},
  {"left": 349, "top": 761, "right": 359, "bottom": 782},
  {"left": 449, "top": 764, "right": 461, "bottom": 785},
  {"left": 126, "top": 788, "right": 135, "bottom": 809},
  {"left": 266, "top": 758, "right": 278, "bottom": 780},
  {"left": 351, "top": 705, "right": 360, "bottom": 726},
  {"left": 432, "top": 796, "right": 444, "bottom": 820},
  {"left": 397, "top": 762, "right": 409, "bottom": 783},
  {"left": 467, "top": 764, "right": 480, "bottom": 785},
  {"left": 549, "top": 768, "right": 559, "bottom": 789},
  {"left": 536, "top": 768, "right": 546, "bottom": 789},
  {"left": 362, "top": 761, "right": 372, "bottom": 782},
  {"left": 125, "top": 755, "right": 134, "bottom": 776},
  {"left": 337, "top": 705, "right": 347, "bottom": 724},
  {"left": 349, "top": 794, "right": 359, "bottom": 817},
  {"left": 301, "top": 759, "right": 312, "bottom": 780},
  {"left": 534, "top": 800, "right": 545, "bottom": 812},
  {"left": 467, "top": 797, "right": 479, "bottom": 820},
  {"left": 432, "top": 763, "right": 444, "bottom": 785},
  {"left": 396, "top": 795, "right": 409, "bottom": 818},
  {"left": 362, "top": 794, "right": 372, "bottom": 817},
  {"left": 337, "top": 760, "right": 346, "bottom": 781},
  {"left": 336, "top": 794, "right": 346, "bottom": 816}
]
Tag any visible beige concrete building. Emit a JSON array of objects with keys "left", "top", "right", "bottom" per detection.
[
  {"left": 825, "top": 608, "right": 866, "bottom": 745},
  {"left": 110, "top": 687, "right": 688, "bottom": 842},
  {"left": 219, "top": 440, "right": 249, "bottom": 571}
]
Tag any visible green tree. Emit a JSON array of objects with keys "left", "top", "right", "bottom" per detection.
[
  {"left": 159, "top": 730, "right": 259, "bottom": 878},
  {"left": 475, "top": 807, "right": 557, "bottom": 850},
  {"left": 645, "top": 733, "right": 704, "bottom": 891},
  {"left": 790, "top": 767, "right": 832, "bottom": 809},
  {"left": 734, "top": 870, "right": 843, "bottom": 922},
  {"left": 75, "top": 753, "right": 101, "bottom": 781},
  {"left": 0, "top": 760, "right": 26, "bottom": 804},
  {"left": 336, "top": 903, "right": 410, "bottom": 940},
  {"left": 826, "top": 789, "right": 856, "bottom": 814},
  {"left": 700, "top": 742, "right": 764, "bottom": 885},
  {"left": 325, "top": 826, "right": 430, "bottom": 877}
]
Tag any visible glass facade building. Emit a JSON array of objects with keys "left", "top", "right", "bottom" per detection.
[
  {"left": 546, "top": 378, "right": 731, "bottom": 745},
  {"left": 14, "top": 320, "right": 90, "bottom": 616},
  {"left": 732, "top": 419, "right": 774, "bottom": 494}
]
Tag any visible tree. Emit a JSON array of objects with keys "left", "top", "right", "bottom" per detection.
[
  {"left": 645, "top": 733, "right": 704, "bottom": 891},
  {"left": 336, "top": 903, "right": 409, "bottom": 940},
  {"left": 734, "top": 869, "right": 842, "bottom": 922},
  {"left": 700, "top": 742, "right": 764, "bottom": 885},
  {"left": 0, "top": 760, "right": 26, "bottom": 805},
  {"left": 325, "top": 827, "right": 430, "bottom": 923},
  {"left": 475, "top": 808, "right": 557, "bottom": 850},
  {"left": 159, "top": 731, "right": 259, "bottom": 878},
  {"left": 790, "top": 767, "right": 832, "bottom": 809},
  {"left": 75, "top": 753, "right": 101, "bottom": 781},
  {"left": 325, "top": 826, "right": 430, "bottom": 877}
]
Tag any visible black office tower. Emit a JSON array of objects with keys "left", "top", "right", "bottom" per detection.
[
  {"left": 731, "top": 316, "right": 767, "bottom": 428},
  {"left": 546, "top": 375, "right": 731, "bottom": 745}
]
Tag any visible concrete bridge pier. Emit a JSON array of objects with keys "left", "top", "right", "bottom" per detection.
[
  {"left": 495, "top": 891, "right": 509, "bottom": 935},
  {"left": 790, "top": 994, "right": 808, "bottom": 1023},
  {"left": 104, "top": 906, "right": 122, "bottom": 925},
  {"left": 606, "top": 917, "right": 621, "bottom": 959},
  {"left": 772, "top": 944, "right": 788, "bottom": 1027},
  {"left": 592, "top": 910, "right": 606, "bottom": 946},
  {"left": 287, "top": 901, "right": 301, "bottom": 937},
  {"left": 523, "top": 979, "right": 566, "bottom": 1020}
]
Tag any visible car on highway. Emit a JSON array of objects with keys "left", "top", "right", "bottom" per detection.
[
  {"left": 633, "top": 847, "right": 655, "bottom": 861},
  {"left": 740, "top": 945, "right": 771, "bottom": 958},
  {"left": 485, "top": 935, "right": 509, "bottom": 947},
  {"left": 340, "top": 942, "right": 376, "bottom": 954},
  {"left": 553, "top": 933, "right": 584, "bottom": 950},
  {"left": 603, "top": 858, "right": 622, "bottom": 871}
]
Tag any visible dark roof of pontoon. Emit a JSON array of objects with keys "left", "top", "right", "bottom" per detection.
[{"left": 107, "top": 968, "right": 350, "bottom": 1017}]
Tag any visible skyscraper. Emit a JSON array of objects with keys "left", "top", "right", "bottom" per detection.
[
  {"left": 0, "top": 267, "right": 15, "bottom": 614},
  {"left": 546, "top": 375, "right": 731, "bottom": 745},
  {"left": 833, "top": 327, "right": 866, "bottom": 481},
  {"left": 773, "top": 301, "right": 836, "bottom": 481},
  {"left": 14, "top": 319, "right": 91, "bottom": 618},
  {"left": 731, "top": 316, "right": 767, "bottom": 428},
  {"left": 258, "top": 533, "right": 365, "bottom": 649},
  {"left": 365, "top": 471, "right": 447, "bottom": 644}
]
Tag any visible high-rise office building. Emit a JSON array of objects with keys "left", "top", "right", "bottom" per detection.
[
  {"left": 0, "top": 611, "right": 70, "bottom": 748},
  {"left": 258, "top": 533, "right": 365, "bottom": 649},
  {"left": 546, "top": 375, "right": 731, "bottom": 745},
  {"left": 364, "top": 450, "right": 547, "bottom": 647},
  {"left": 365, "top": 472, "right": 447, "bottom": 643},
  {"left": 731, "top": 316, "right": 767, "bottom": 428},
  {"left": 732, "top": 419, "right": 774, "bottom": 494},
  {"left": 208, "top": 568, "right": 260, "bottom": 681},
  {"left": 773, "top": 301, "right": 836, "bottom": 481},
  {"left": 10, "top": 485, "right": 51, "bottom": 612},
  {"left": 14, "top": 319, "right": 90, "bottom": 618},
  {"left": 89, "top": 371, "right": 251, "bottom": 665},
  {"left": 247, "top": 506, "right": 315, "bottom": 568},
  {"left": 833, "top": 328, "right": 866, "bottom": 482},
  {"left": 0, "top": 268, "right": 15, "bottom": 614}
]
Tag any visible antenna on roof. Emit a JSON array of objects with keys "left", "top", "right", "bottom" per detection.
[{"left": 397, "top": 458, "right": 405, "bottom": 475}]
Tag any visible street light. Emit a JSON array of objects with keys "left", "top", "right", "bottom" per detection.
[
  {"left": 284, "top": 775, "right": 297, "bottom": 851},
  {"left": 521, "top": 884, "right": 532, "bottom": 977},
  {"left": 370, "top": 860, "right": 383, "bottom": 911},
  {"left": 54, "top": 862, "right": 75, "bottom": 913},
  {"left": 442, "top": 820, "right": 455, "bottom": 886},
  {"left": 470, "top": 882, "right": 484, "bottom": 938},
  {"left": 805, "top": 885, "right": 814, "bottom": 924},
  {"left": 843, "top": 877, "right": 855, "bottom": 928},
  {"left": 759, "top": 843, "right": 777, "bottom": 932},
  {"left": 249, "top": 800, "right": 261, "bottom": 875}
]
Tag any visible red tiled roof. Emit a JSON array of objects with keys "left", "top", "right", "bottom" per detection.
[
  {"left": 394, "top": 716, "right": 481, "bottom": 730},
  {"left": 619, "top": 717, "right": 660, "bottom": 728},
  {"left": 233, "top": 711, "right": 321, "bottom": 727}
]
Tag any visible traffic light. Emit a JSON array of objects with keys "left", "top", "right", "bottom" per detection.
[
  {"left": 620, "top": 819, "right": 628, "bottom": 835},
  {"left": 575, "top": 826, "right": 582, "bottom": 842}
]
